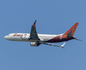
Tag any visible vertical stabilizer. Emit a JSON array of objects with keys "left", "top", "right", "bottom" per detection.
[{"left": 62, "top": 22, "right": 79, "bottom": 38}]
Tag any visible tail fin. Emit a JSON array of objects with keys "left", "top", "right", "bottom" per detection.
[{"left": 62, "top": 22, "right": 79, "bottom": 38}]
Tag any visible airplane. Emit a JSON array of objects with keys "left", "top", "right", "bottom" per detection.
[{"left": 4, "top": 20, "right": 81, "bottom": 48}]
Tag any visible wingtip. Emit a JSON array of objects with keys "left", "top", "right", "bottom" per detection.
[
  {"left": 61, "top": 42, "right": 66, "bottom": 48},
  {"left": 33, "top": 20, "right": 37, "bottom": 26}
]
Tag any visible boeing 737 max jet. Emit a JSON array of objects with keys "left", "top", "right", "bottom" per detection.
[{"left": 4, "top": 20, "right": 81, "bottom": 48}]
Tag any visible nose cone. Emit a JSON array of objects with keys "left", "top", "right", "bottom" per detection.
[{"left": 4, "top": 36, "right": 8, "bottom": 39}]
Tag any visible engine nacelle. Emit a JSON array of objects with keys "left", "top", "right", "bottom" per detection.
[{"left": 30, "top": 42, "right": 40, "bottom": 47}]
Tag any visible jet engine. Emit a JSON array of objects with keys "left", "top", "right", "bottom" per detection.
[{"left": 30, "top": 42, "right": 40, "bottom": 47}]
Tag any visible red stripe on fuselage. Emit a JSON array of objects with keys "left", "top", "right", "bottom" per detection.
[{"left": 46, "top": 35, "right": 74, "bottom": 43}]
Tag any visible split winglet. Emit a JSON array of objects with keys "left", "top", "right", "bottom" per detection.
[
  {"left": 61, "top": 42, "right": 66, "bottom": 48},
  {"left": 33, "top": 20, "right": 37, "bottom": 26}
]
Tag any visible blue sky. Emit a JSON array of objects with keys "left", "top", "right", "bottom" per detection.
[{"left": 0, "top": 0, "right": 86, "bottom": 70}]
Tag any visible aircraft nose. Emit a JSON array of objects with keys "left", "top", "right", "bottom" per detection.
[{"left": 4, "top": 36, "right": 8, "bottom": 39}]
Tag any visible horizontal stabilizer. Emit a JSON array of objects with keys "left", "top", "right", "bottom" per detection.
[{"left": 74, "top": 38, "right": 82, "bottom": 41}]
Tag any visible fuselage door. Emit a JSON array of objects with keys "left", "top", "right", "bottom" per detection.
[{"left": 22, "top": 34, "right": 29, "bottom": 40}]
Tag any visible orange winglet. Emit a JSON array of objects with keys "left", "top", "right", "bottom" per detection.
[{"left": 33, "top": 20, "right": 37, "bottom": 26}]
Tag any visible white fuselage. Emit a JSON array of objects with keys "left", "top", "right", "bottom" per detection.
[{"left": 4, "top": 33, "right": 62, "bottom": 43}]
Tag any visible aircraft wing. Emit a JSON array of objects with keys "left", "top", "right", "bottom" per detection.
[
  {"left": 29, "top": 20, "right": 40, "bottom": 41},
  {"left": 42, "top": 42, "right": 66, "bottom": 48}
]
